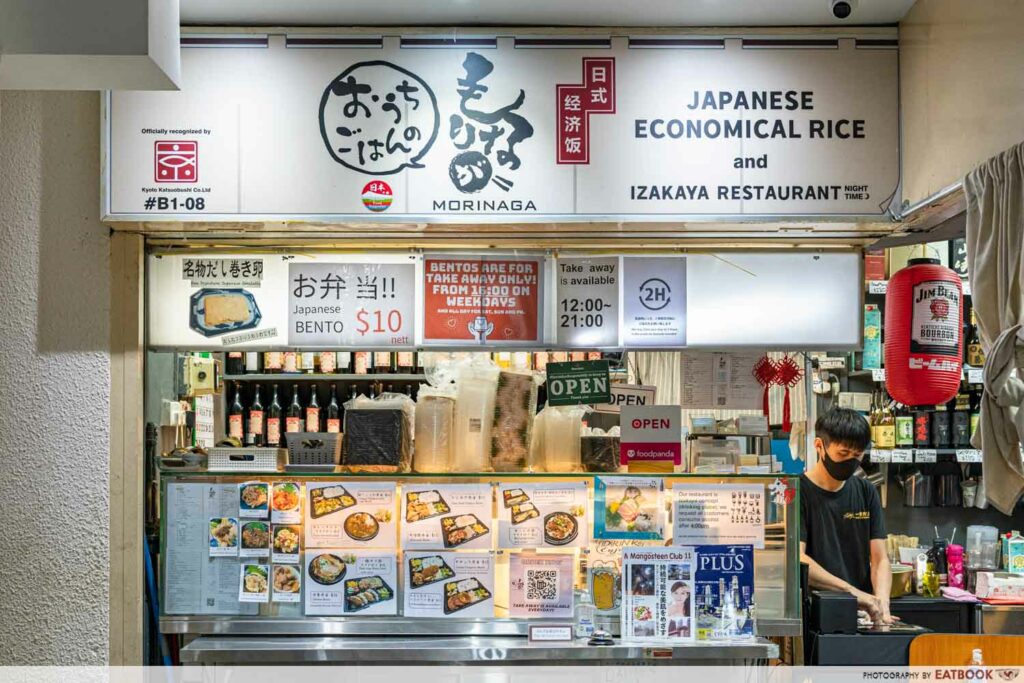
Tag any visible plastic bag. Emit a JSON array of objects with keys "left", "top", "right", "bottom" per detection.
[
  {"left": 490, "top": 368, "right": 542, "bottom": 472},
  {"left": 414, "top": 385, "right": 456, "bottom": 473},
  {"left": 539, "top": 404, "right": 590, "bottom": 473},
  {"left": 342, "top": 392, "right": 414, "bottom": 472},
  {"left": 452, "top": 358, "right": 500, "bottom": 472}
]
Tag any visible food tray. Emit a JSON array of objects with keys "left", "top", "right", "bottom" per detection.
[
  {"left": 408, "top": 555, "right": 455, "bottom": 588},
  {"left": 344, "top": 576, "right": 395, "bottom": 613},
  {"left": 189, "top": 288, "right": 261, "bottom": 337},
  {"left": 502, "top": 488, "right": 530, "bottom": 508},
  {"left": 543, "top": 512, "right": 579, "bottom": 545},
  {"left": 208, "top": 447, "right": 281, "bottom": 472},
  {"left": 443, "top": 577, "right": 492, "bottom": 614},
  {"left": 405, "top": 490, "right": 451, "bottom": 522},
  {"left": 440, "top": 514, "right": 490, "bottom": 548},
  {"left": 510, "top": 502, "right": 539, "bottom": 525},
  {"left": 285, "top": 432, "right": 341, "bottom": 469},
  {"left": 309, "top": 485, "right": 356, "bottom": 519}
]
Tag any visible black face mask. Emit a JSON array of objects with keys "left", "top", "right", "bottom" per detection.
[{"left": 821, "top": 447, "right": 861, "bottom": 481}]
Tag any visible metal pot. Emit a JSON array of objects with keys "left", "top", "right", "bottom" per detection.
[
  {"left": 891, "top": 564, "right": 914, "bottom": 598},
  {"left": 902, "top": 470, "right": 933, "bottom": 507}
]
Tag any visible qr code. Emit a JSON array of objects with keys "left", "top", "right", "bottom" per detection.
[{"left": 526, "top": 569, "right": 559, "bottom": 601}]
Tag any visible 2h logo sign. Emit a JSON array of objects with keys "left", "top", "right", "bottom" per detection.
[
  {"left": 154, "top": 141, "right": 198, "bottom": 183},
  {"left": 556, "top": 58, "right": 616, "bottom": 164}
]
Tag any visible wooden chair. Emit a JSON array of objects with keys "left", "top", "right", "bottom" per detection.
[{"left": 909, "top": 634, "right": 1024, "bottom": 666}]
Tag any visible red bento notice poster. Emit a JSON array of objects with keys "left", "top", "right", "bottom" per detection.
[{"left": 422, "top": 254, "right": 545, "bottom": 345}]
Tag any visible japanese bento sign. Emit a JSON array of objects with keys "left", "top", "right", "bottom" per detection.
[
  {"left": 422, "top": 254, "right": 544, "bottom": 345},
  {"left": 545, "top": 360, "right": 611, "bottom": 406},
  {"left": 288, "top": 260, "right": 417, "bottom": 347},
  {"left": 620, "top": 406, "right": 682, "bottom": 466},
  {"left": 105, "top": 34, "right": 899, "bottom": 222}
]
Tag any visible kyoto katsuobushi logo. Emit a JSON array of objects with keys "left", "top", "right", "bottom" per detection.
[{"left": 319, "top": 61, "right": 440, "bottom": 175}]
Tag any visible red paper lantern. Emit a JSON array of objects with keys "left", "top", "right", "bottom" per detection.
[{"left": 884, "top": 257, "right": 963, "bottom": 406}]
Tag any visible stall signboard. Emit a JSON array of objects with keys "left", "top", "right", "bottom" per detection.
[
  {"left": 545, "top": 360, "right": 611, "bottom": 406},
  {"left": 555, "top": 256, "right": 619, "bottom": 347},
  {"left": 288, "top": 261, "right": 417, "bottom": 347},
  {"left": 620, "top": 406, "right": 682, "bottom": 466},
  {"left": 422, "top": 254, "right": 545, "bottom": 345},
  {"left": 147, "top": 251, "right": 862, "bottom": 350},
  {"left": 106, "top": 34, "right": 898, "bottom": 221},
  {"left": 622, "top": 257, "right": 687, "bottom": 347}
]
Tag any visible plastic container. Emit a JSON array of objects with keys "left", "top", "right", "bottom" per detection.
[
  {"left": 452, "top": 363, "right": 498, "bottom": 472},
  {"left": 541, "top": 405, "right": 587, "bottom": 472},
  {"left": 413, "top": 388, "right": 455, "bottom": 473}
]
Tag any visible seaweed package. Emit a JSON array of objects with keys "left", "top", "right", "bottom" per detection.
[
  {"left": 490, "top": 370, "right": 540, "bottom": 472},
  {"left": 413, "top": 386, "right": 456, "bottom": 473},
  {"left": 342, "top": 393, "right": 414, "bottom": 473},
  {"left": 581, "top": 426, "right": 622, "bottom": 473}
]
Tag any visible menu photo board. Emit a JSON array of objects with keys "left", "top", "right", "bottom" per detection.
[
  {"left": 305, "top": 481, "right": 397, "bottom": 550},
  {"left": 594, "top": 476, "right": 665, "bottom": 541},
  {"left": 497, "top": 483, "right": 588, "bottom": 549},
  {"left": 404, "top": 551, "right": 495, "bottom": 619},
  {"left": 401, "top": 483, "right": 493, "bottom": 551},
  {"left": 305, "top": 550, "right": 398, "bottom": 616},
  {"left": 422, "top": 254, "right": 546, "bottom": 346}
]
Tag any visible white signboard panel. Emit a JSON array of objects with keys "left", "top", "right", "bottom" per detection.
[
  {"left": 622, "top": 256, "right": 686, "bottom": 347},
  {"left": 554, "top": 256, "right": 619, "bottom": 347},
  {"left": 107, "top": 34, "right": 898, "bottom": 222}
]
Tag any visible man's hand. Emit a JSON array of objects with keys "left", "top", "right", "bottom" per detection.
[
  {"left": 851, "top": 588, "right": 883, "bottom": 621},
  {"left": 875, "top": 600, "right": 900, "bottom": 625}
]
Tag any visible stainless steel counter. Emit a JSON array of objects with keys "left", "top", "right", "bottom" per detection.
[{"left": 180, "top": 635, "right": 779, "bottom": 665}]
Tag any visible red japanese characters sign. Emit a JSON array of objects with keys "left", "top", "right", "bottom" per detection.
[
  {"left": 422, "top": 255, "right": 545, "bottom": 344},
  {"left": 556, "top": 58, "right": 616, "bottom": 164}
]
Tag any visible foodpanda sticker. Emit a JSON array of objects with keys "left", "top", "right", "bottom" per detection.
[
  {"left": 910, "top": 280, "right": 961, "bottom": 357},
  {"left": 361, "top": 181, "right": 393, "bottom": 212}
]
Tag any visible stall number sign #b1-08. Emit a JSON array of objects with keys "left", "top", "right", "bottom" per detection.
[{"left": 620, "top": 406, "right": 682, "bottom": 466}]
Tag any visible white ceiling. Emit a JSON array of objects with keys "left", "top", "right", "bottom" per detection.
[{"left": 180, "top": 0, "right": 917, "bottom": 28}]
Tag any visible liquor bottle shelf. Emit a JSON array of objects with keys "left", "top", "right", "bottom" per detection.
[{"left": 223, "top": 374, "right": 427, "bottom": 382}]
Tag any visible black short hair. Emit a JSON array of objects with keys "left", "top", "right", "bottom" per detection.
[{"left": 815, "top": 407, "right": 871, "bottom": 451}]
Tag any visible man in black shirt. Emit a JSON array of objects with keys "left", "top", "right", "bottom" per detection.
[{"left": 800, "top": 408, "right": 894, "bottom": 624}]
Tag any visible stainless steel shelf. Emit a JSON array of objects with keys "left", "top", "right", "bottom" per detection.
[{"left": 179, "top": 635, "right": 779, "bottom": 665}]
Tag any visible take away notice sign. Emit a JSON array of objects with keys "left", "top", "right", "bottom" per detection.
[
  {"left": 545, "top": 360, "right": 611, "bottom": 406},
  {"left": 620, "top": 406, "right": 682, "bottom": 466}
]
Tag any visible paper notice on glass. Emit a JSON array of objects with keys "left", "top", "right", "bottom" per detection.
[
  {"left": 672, "top": 483, "right": 765, "bottom": 549},
  {"left": 497, "top": 483, "right": 588, "bottom": 549},
  {"left": 164, "top": 483, "right": 259, "bottom": 615},
  {"left": 679, "top": 351, "right": 763, "bottom": 410},
  {"left": 402, "top": 483, "right": 493, "bottom": 551},
  {"left": 306, "top": 481, "right": 397, "bottom": 549},
  {"left": 622, "top": 257, "right": 686, "bottom": 347},
  {"left": 621, "top": 547, "right": 695, "bottom": 642},
  {"left": 305, "top": 550, "right": 398, "bottom": 616},
  {"left": 555, "top": 256, "right": 619, "bottom": 347},
  {"left": 404, "top": 551, "right": 494, "bottom": 618},
  {"left": 509, "top": 552, "right": 575, "bottom": 618},
  {"left": 593, "top": 476, "right": 665, "bottom": 540}
]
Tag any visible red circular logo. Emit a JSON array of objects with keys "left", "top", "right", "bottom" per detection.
[{"left": 361, "top": 181, "right": 393, "bottom": 212}]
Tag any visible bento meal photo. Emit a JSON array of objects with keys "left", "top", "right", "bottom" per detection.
[
  {"left": 209, "top": 518, "right": 238, "bottom": 548},
  {"left": 272, "top": 483, "right": 301, "bottom": 513},
  {"left": 344, "top": 575, "right": 394, "bottom": 613},
  {"left": 443, "top": 577, "right": 492, "bottom": 615},
  {"left": 309, "top": 485, "right": 356, "bottom": 519},
  {"left": 408, "top": 555, "right": 455, "bottom": 588},
  {"left": 440, "top": 514, "right": 490, "bottom": 548},
  {"left": 405, "top": 490, "right": 451, "bottom": 523},
  {"left": 239, "top": 483, "right": 269, "bottom": 511},
  {"left": 308, "top": 553, "right": 348, "bottom": 585},
  {"left": 502, "top": 488, "right": 530, "bottom": 508},
  {"left": 241, "top": 521, "right": 270, "bottom": 549},
  {"left": 272, "top": 525, "right": 301, "bottom": 555},
  {"left": 272, "top": 565, "right": 301, "bottom": 594},
  {"left": 543, "top": 512, "right": 578, "bottom": 545},
  {"left": 510, "top": 502, "right": 538, "bottom": 525},
  {"left": 242, "top": 565, "right": 269, "bottom": 594},
  {"left": 343, "top": 512, "right": 380, "bottom": 542}
]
